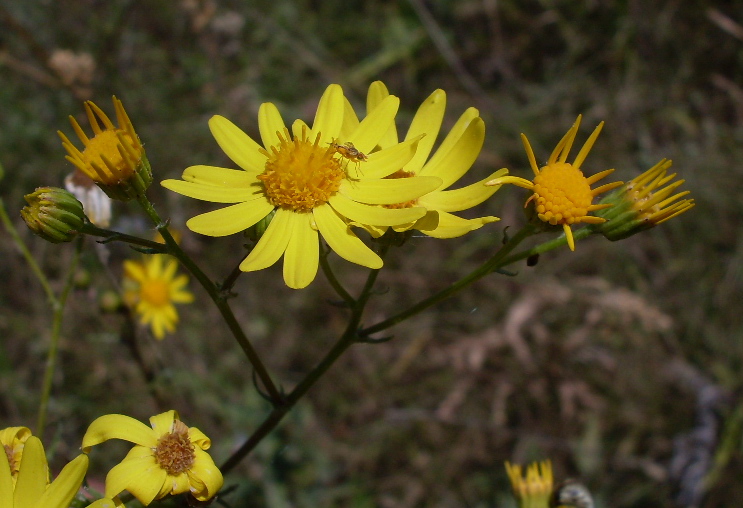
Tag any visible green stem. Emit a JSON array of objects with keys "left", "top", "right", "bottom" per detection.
[
  {"left": 359, "top": 225, "right": 539, "bottom": 338},
  {"left": 134, "top": 194, "right": 283, "bottom": 405},
  {"left": 36, "top": 235, "right": 82, "bottom": 435},
  {"left": 497, "top": 226, "right": 593, "bottom": 267},
  {"left": 319, "top": 245, "right": 354, "bottom": 306},
  {"left": 80, "top": 222, "right": 169, "bottom": 252},
  {"left": 221, "top": 245, "right": 389, "bottom": 474},
  {"left": 0, "top": 198, "right": 56, "bottom": 303}
]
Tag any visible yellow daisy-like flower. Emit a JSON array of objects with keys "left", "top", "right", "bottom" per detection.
[
  {"left": 488, "top": 116, "right": 623, "bottom": 251},
  {"left": 82, "top": 410, "right": 223, "bottom": 506},
  {"left": 0, "top": 426, "right": 31, "bottom": 484},
  {"left": 161, "top": 84, "right": 442, "bottom": 289},
  {"left": 595, "top": 158, "right": 694, "bottom": 240},
  {"left": 348, "top": 81, "right": 508, "bottom": 238},
  {"left": 59, "top": 96, "right": 152, "bottom": 201},
  {"left": 123, "top": 255, "right": 194, "bottom": 340},
  {"left": 505, "top": 460, "right": 554, "bottom": 508},
  {"left": 0, "top": 435, "right": 88, "bottom": 508}
]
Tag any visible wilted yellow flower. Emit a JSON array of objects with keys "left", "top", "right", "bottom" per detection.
[
  {"left": 594, "top": 158, "right": 694, "bottom": 240},
  {"left": 59, "top": 96, "right": 152, "bottom": 201},
  {"left": 505, "top": 460, "right": 554, "bottom": 508},
  {"left": 0, "top": 426, "right": 31, "bottom": 484},
  {"left": 82, "top": 410, "right": 223, "bottom": 506},
  {"left": 162, "top": 84, "right": 442, "bottom": 289},
  {"left": 352, "top": 82, "right": 507, "bottom": 238},
  {"left": 123, "top": 255, "right": 194, "bottom": 340},
  {"left": 0, "top": 435, "right": 88, "bottom": 508},
  {"left": 488, "top": 116, "right": 623, "bottom": 250}
]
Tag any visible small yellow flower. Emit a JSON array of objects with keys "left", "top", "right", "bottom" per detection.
[
  {"left": 59, "top": 96, "right": 152, "bottom": 201},
  {"left": 488, "top": 116, "right": 623, "bottom": 250},
  {"left": 82, "top": 410, "right": 223, "bottom": 506},
  {"left": 594, "top": 158, "right": 694, "bottom": 240},
  {"left": 123, "top": 255, "right": 194, "bottom": 340},
  {"left": 352, "top": 81, "right": 508, "bottom": 238},
  {"left": 0, "top": 426, "right": 31, "bottom": 484},
  {"left": 162, "top": 84, "right": 442, "bottom": 289},
  {"left": 505, "top": 460, "right": 554, "bottom": 508},
  {"left": 0, "top": 435, "right": 89, "bottom": 508}
]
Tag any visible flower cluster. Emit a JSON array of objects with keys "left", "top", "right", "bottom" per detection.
[{"left": 1, "top": 411, "right": 222, "bottom": 507}]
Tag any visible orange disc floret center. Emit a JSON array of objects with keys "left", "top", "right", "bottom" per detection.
[
  {"left": 154, "top": 421, "right": 195, "bottom": 475},
  {"left": 531, "top": 162, "right": 594, "bottom": 225},
  {"left": 81, "top": 130, "right": 137, "bottom": 184},
  {"left": 258, "top": 129, "right": 345, "bottom": 213},
  {"left": 141, "top": 279, "right": 170, "bottom": 307},
  {"left": 382, "top": 169, "right": 418, "bottom": 209}
]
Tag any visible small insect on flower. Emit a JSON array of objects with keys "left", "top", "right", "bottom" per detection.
[{"left": 330, "top": 140, "right": 368, "bottom": 178}]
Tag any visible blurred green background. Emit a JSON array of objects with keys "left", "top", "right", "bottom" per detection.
[{"left": 1, "top": 1, "right": 741, "bottom": 507}]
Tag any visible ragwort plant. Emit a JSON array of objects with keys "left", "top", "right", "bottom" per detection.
[{"left": 3, "top": 82, "right": 693, "bottom": 506}]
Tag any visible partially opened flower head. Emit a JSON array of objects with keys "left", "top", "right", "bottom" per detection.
[
  {"left": 505, "top": 460, "right": 554, "bottom": 508},
  {"left": 594, "top": 158, "right": 694, "bottom": 240},
  {"left": 82, "top": 410, "right": 223, "bottom": 506},
  {"left": 162, "top": 84, "right": 443, "bottom": 289},
  {"left": 0, "top": 426, "right": 31, "bottom": 484},
  {"left": 123, "top": 255, "right": 194, "bottom": 339},
  {"left": 488, "top": 116, "right": 623, "bottom": 250},
  {"left": 0, "top": 435, "right": 89, "bottom": 508},
  {"left": 350, "top": 81, "right": 508, "bottom": 238},
  {"left": 59, "top": 96, "right": 152, "bottom": 201}
]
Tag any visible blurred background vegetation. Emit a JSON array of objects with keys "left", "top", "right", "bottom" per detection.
[{"left": 1, "top": 0, "right": 742, "bottom": 506}]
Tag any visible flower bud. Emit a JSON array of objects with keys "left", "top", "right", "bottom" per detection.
[
  {"left": 21, "top": 187, "right": 86, "bottom": 243},
  {"left": 593, "top": 159, "right": 694, "bottom": 241}
]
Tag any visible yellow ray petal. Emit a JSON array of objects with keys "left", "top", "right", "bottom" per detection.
[
  {"left": 360, "top": 135, "right": 423, "bottom": 178},
  {"left": 188, "top": 448, "right": 224, "bottom": 501},
  {"left": 240, "top": 208, "right": 294, "bottom": 272},
  {"left": 0, "top": 446, "right": 13, "bottom": 508},
  {"left": 105, "top": 453, "right": 165, "bottom": 505},
  {"left": 419, "top": 169, "right": 507, "bottom": 212},
  {"left": 423, "top": 107, "right": 479, "bottom": 170},
  {"left": 35, "top": 454, "right": 89, "bottom": 508},
  {"left": 418, "top": 210, "right": 499, "bottom": 239},
  {"left": 180, "top": 164, "right": 261, "bottom": 184},
  {"left": 346, "top": 95, "right": 399, "bottom": 153},
  {"left": 339, "top": 175, "right": 441, "bottom": 205},
  {"left": 13, "top": 437, "right": 47, "bottom": 508},
  {"left": 329, "top": 194, "right": 426, "bottom": 226},
  {"left": 208, "top": 115, "right": 266, "bottom": 172},
  {"left": 309, "top": 84, "right": 344, "bottom": 143},
  {"left": 161, "top": 179, "right": 261, "bottom": 203},
  {"left": 563, "top": 224, "right": 576, "bottom": 251},
  {"left": 186, "top": 200, "right": 275, "bottom": 237},
  {"left": 403, "top": 89, "right": 446, "bottom": 174},
  {"left": 417, "top": 117, "right": 484, "bottom": 189},
  {"left": 314, "top": 203, "right": 382, "bottom": 269},
  {"left": 282, "top": 213, "right": 319, "bottom": 289},
  {"left": 258, "top": 102, "right": 287, "bottom": 149},
  {"left": 82, "top": 414, "right": 159, "bottom": 451}
]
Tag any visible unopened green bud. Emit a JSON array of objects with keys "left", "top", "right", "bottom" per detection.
[{"left": 21, "top": 187, "right": 86, "bottom": 243}]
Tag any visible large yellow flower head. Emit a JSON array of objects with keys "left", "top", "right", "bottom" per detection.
[
  {"left": 350, "top": 81, "right": 508, "bottom": 238},
  {"left": 123, "top": 255, "right": 194, "bottom": 340},
  {"left": 505, "top": 460, "right": 554, "bottom": 508},
  {"left": 0, "top": 435, "right": 88, "bottom": 508},
  {"left": 488, "top": 116, "right": 623, "bottom": 250},
  {"left": 82, "top": 410, "right": 223, "bottom": 506},
  {"left": 161, "top": 84, "right": 442, "bottom": 289},
  {"left": 59, "top": 96, "right": 152, "bottom": 201}
]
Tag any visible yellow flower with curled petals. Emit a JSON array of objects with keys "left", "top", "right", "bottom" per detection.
[
  {"left": 0, "top": 435, "right": 89, "bottom": 508},
  {"left": 59, "top": 96, "right": 152, "bottom": 201},
  {"left": 0, "top": 426, "right": 31, "bottom": 484},
  {"left": 123, "top": 255, "right": 194, "bottom": 340},
  {"left": 161, "top": 84, "right": 442, "bottom": 289},
  {"left": 488, "top": 116, "right": 623, "bottom": 251},
  {"left": 82, "top": 410, "right": 223, "bottom": 506},
  {"left": 505, "top": 460, "right": 554, "bottom": 508},
  {"left": 348, "top": 81, "right": 508, "bottom": 238}
]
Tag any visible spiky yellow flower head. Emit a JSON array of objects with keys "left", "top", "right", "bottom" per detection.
[
  {"left": 162, "top": 84, "right": 442, "bottom": 289},
  {"left": 487, "top": 116, "right": 623, "bottom": 251},
  {"left": 349, "top": 81, "right": 508, "bottom": 238},
  {"left": 21, "top": 187, "right": 86, "bottom": 243},
  {"left": 593, "top": 158, "right": 694, "bottom": 240},
  {"left": 82, "top": 410, "right": 224, "bottom": 506},
  {"left": 0, "top": 426, "right": 31, "bottom": 485},
  {"left": 505, "top": 460, "right": 554, "bottom": 508},
  {"left": 123, "top": 255, "right": 194, "bottom": 340},
  {"left": 59, "top": 96, "right": 152, "bottom": 201},
  {"left": 0, "top": 435, "right": 89, "bottom": 508}
]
